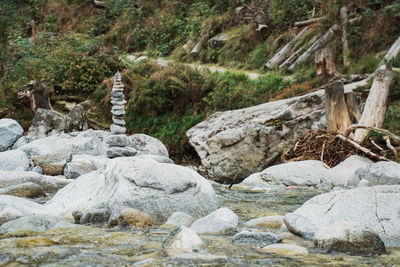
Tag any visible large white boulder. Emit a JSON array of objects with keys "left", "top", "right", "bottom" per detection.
[
  {"left": 187, "top": 91, "right": 325, "bottom": 183},
  {"left": 0, "top": 171, "right": 70, "bottom": 192},
  {"left": 0, "top": 119, "right": 24, "bottom": 152},
  {"left": 314, "top": 220, "right": 386, "bottom": 255},
  {"left": 327, "top": 155, "right": 373, "bottom": 187},
  {"left": 348, "top": 161, "right": 400, "bottom": 187},
  {"left": 63, "top": 154, "right": 109, "bottom": 179},
  {"left": 284, "top": 185, "right": 400, "bottom": 246},
  {"left": 45, "top": 157, "right": 220, "bottom": 224},
  {"left": 237, "top": 160, "right": 329, "bottom": 189},
  {"left": 0, "top": 150, "right": 30, "bottom": 171}
]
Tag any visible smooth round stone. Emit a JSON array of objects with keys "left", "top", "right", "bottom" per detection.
[
  {"left": 112, "top": 118, "right": 126, "bottom": 126},
  {"left": 111, "top": 91, "right": 123, "bottom": 98},
  {"left": 111, "top": 100, "right": 127, "bottom": 106},
  {"left": 106, "top": 146, "right": 137, "bottom": 158},
  {"left": 111, "top": 105, "right": 125, "bottom": 111},
  {"left": 110, "top": 124, "right": 126, "bottom": 134},
  {"left": 111, "top": 109, "right": 126, "bottom": 116},
  {"left": 106, "top": 134, "right": 129, "bottom": 147}
]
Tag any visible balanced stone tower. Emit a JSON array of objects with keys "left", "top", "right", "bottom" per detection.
[{"left": 106, "top": 72, "right": 137, "bottom": 158}]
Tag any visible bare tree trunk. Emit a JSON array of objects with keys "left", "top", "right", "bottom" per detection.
[
  {"left": 315, "top": 48, "right": 339, "bottom": 79},
  {"left": 340, "top": 6, "right": 350, "bottom": 68},
  {"left": 344, "top": 92, "right": 361, "bottom": 124},
  {"left": 265, "top": 27, "right": 310, "bottom": 69},
  {"left": 325, "top": 81, "right": 352, "bottom": 133},
  {"left": 279, "top": 35, "right": 319, "bottom": 69},
  {"left": 289, "top": 24, "right": 339, "bottom": 71},
  {"left": 354, "top": 68, "right": 394, "bottom": 143},
  {"left": 294, "top": 17, "right": 325, "bottom": 27},
  {"left": 381, "top": 35, "right": 400, "bottom": 65}
]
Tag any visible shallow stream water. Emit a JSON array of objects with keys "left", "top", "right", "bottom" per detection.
[{"left": 1, "top": 184, "right": 399, "bottom": 266}]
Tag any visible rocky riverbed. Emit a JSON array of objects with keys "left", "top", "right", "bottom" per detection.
[{"left": 1, "top": 185, "right": 400, "bottom": 266}]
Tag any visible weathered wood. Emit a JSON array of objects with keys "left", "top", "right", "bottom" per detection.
[
  {"left": 19, "top": 81, "right": 53, "bottom": 117},
  {"left": 265, "top": 26, "right": 310, "bottom": 69},
  {"left": 294, "top": 17, "right": 325, "bottom": 27},
  {"left": 325, "top": 81, "right": 351, "bottom": 133},
  {"left": 191, "top": 41, "right": 203, "bottom": 55},
  {"left": 315, "top": 48, "right": 339, "bottom": 79},
  {"left": 340, "top": 6, "right": 350, "bottom": 67},
  {"left": 344, "top": 124, "right": 400, "bottom": 143},
  {"left": 344, "top": 92, "right": 361, "bottom": 124},
  {"left": 256, "top": 24, "right": 268, "bottom": 36},
  {"left": 381, "top": 35, "right": 400, "bottom": 65},
  {"left": 289, "top": 24, "right": 339, "bottom": 71},
  {"left": 354, "top": 69, "right": 394, "bottom": 143},
  {"left": 336, "top": 134, "right": 392, "bottom": 162},
  {"left": 278, "top": 35, "right": 318, "bottom": 69},
  {"left": 94, "top": 0, "right": 106, "bottom": 7}
]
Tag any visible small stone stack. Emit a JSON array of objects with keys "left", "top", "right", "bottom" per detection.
[{"left": 106, "top": 72, "right": 137, "bottom": 158}]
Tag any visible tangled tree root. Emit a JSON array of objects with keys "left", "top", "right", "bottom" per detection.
[{"left": 282, "top": 129, "right": 398, "bottom": 168}]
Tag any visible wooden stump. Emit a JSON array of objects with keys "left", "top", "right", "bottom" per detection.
[
  {"left": 325, "top": 81, "right": 351, "bottom": 133},
  {"left": 344, "top": 92, "right": 361, "bottom": 124},
  {"left": 315, "top": 48, "right": 338, "bottom": 80},
  {"left": 354, "top": 68, "right": 394, "bottom": 143}
]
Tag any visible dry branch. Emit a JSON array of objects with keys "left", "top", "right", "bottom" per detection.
[
  {"left": 294, "top": 17, "right": 325, "bottom": 27},
  {"left": 344, "top": 124, "right": 400, "bottom": 143}
]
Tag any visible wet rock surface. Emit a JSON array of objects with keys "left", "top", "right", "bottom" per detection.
[{"left": 0, "top": 118, "right": 24, "bottom": 152}]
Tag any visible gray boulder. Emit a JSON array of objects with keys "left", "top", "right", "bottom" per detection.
[
  {"left": 284, "top": 185, "right": 400, "bottom": 246},
  {"left": 232, "top": 229, "right": 282, "bottom": 247},
  {"left": 187, "top": 90, "right": 325, "bottom": 183},
  {"left": 45, "top": 157, "right": 220, "bottom": 225},
  {"left": 0, "top": 215, "right": 57, "bottom": 236},
  {"left": 245, "top": 215, "right": 284, "bottom": 229},
  {"left": 129, "top": 134, "right": 169, "bottom": 157},
  {"left": 0, "top": 171, "right": 70, "bottom": 192},
  {"left": 0, "top": 150, "right": 30, "bottom": 171},
  {"left": 163, "top": 226, "right": 207, "bottom": 256},
  {"left": 0, "top": 118, "right": 24, "bottom": 151},
  {"left": 208, "top": 34, "right": 230, "bottom": 48},
  {"left": 64, "top": 154, "right": 109, "bottom": 179},
  {"left": 190, "top": 207, "right": 238, "bottom": 234},
  {"left": 314, "top": 221, "right": 386, "bottom": 255},
  {"left": 0, "top": 182, "right": 45, "bottom": 198},
  {"left": 328, "top": 155, "right": 373, "bottom": 187},
  {"left": 164, "top": 211, "right": 195, "bottom": 227},
  {"left": 0, "top": 195, "right": 56, "bottom": 225},
  {"left": 259, "top": 244, "right": 309, "bottom": 255},
  {"left": 348, "top": 161, "right": 400, "bottom": 187}
]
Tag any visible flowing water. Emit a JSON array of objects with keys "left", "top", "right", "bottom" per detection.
[{"left": 1, "top": 184, "right": 399, "bottom": 266}]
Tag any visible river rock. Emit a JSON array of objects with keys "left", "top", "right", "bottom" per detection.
[
  {"left": 45, "top": 157, "right": 220, "bottom": 224},
  {"left": 118, "top": 208, "right": 153, "bottom": 227},
  {"left": 0, "top": 150, "right": 30, "bottom": 171},
  {"left": 0, "top": 195, "right": 55, "bottom": 225},
  {"left": 63, "top": 154, "right": 108, "bottom": 179},
  {"left": 314, "top": 221, "right": 387, "bottom": 255},
  {"left": 129, "top": 134, "right": 169, "bottom": 157},
  {"left": 163, "top": 212, "right": 195, "bottom": 227},
  {"left": 328, "top": 155, "right": 373, "bottom": 187},
  {"left": 259, "top": 244, "right": 309, "bottom": 255},
  {"left": 238, "top": 160, "right": 329, "bottom": 188},
  {"left": 110, "top": 124, "right": 126, "bottom": 134},
  {"left": 64, "top": 104, "right": 88, "bottom": 133},
  {"left": 348, "top": 161, "right": 400, "bottom": 187},
  {"left": 136, "top": 154, "right": 173, "bottom": 164},
  {"left": 163, "top": 226, "right": 207, "bottom": 256},
  {"left": 32, "top": 166, "right": 43, "bottom": 174},
  {"left": 245, "top": 215, "right": 284, "bottom": 229},
  {"left": 190, "top": 207, "right": 238, "bottom": 234},
  {"left": 232, "top": 229, "right": 282, "bottom": 247},
  {"left": 0, "top": 215, "right": 57, "bottom": 237},
  {"left": 187, "top": 90, "right": 325, "bottom": 183},
  {"left": 0, "top": 171, "right": 70, "bottom": 192},
  {"left": 106, "top": 146, "right": 137, "bottom": 158},
  {"left": 0, "top": 182, "right": 45, "bottom": 198},
  {"left": 106, "top": 134, "right": 129, "bottom": 147},
  {"left": 284, "top": 185, "right": 400, "bottom": 246},
  {"left": 32, "top": 153, "right": 70, "bottom": 176},
  {"left": 0, "top": 118, "right": 24, "bottom": 151}
]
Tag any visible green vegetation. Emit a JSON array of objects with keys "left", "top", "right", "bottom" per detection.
[{"left": 0, "top": 0, "right": 399, "bottom": 157}]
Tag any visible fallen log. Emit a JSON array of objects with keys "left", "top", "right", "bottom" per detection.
[
  {"left": 289, "top": 24, "right": 339, "bottom": 71},
  {"left": 294, "top": 16, "right": 325, "bottom": 27},
  {"left": 265, "top": 26, "right": 310, "bottom": 69},
  {"left": 381, "top": 35, "right": 400, "bottom": 65},
  {"left": 353, "top": 68, "right": 394, "bottom": 143}
]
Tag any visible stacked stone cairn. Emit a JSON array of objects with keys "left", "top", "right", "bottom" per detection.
[{"left": 106, "top": 72, "right": 137, "bottom": 158}]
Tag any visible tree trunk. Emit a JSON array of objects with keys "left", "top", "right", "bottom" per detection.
[
  {"left": 289, "top": 24, "right": 339, "bottom": 71},
  {"left": 340, "top": 6, "right": 350, "bottom": 68},
  {"left": 325, "top": 81, "right": 351, "bottom": 133},
  {"left": 344, "top": 92, "right": 361, "bottom": 124},
  {"left": 315, "top": 48, "right": 338, "bottom": 80},
  {"left": 279, "top": 35, "right": 319, "bottom": 69},
  {"left": 294, "top": 17, "right": 325, "bottom": 27},
  {"left": 265, "top": 26, "right": 310, "bottom": 69},
  {"left": 381, "top": 35, "right": 400, "bottom": 65},
  {"left": 354, "top": 68, "right": 394, "bottom": 143}
]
